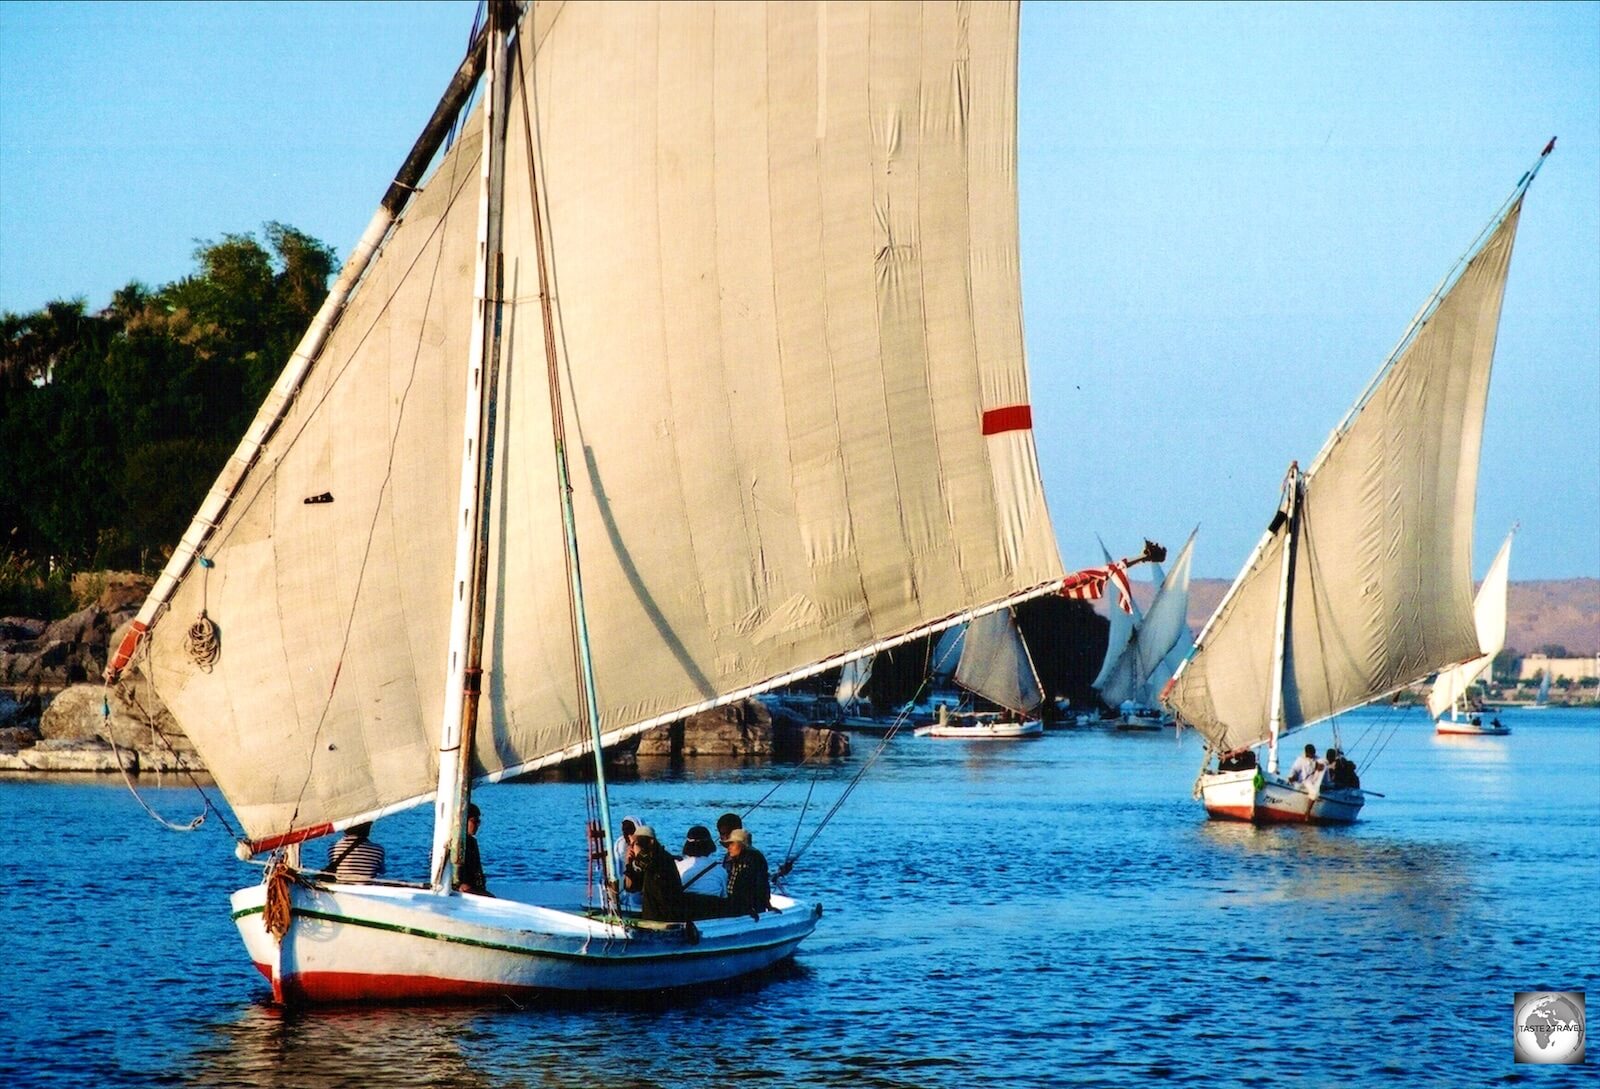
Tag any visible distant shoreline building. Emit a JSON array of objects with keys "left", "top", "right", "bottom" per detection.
[{"left": 1517, "top": 653, "right": 1600, "bottom": 682}]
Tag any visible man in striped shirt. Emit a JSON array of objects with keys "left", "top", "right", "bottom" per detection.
[{"left": 327, "top": 822, "right": 386, "bottom": 883}]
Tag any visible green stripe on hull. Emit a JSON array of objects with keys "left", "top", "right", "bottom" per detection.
[{"left": 232, "top": 904, "right": 811, "bottom": 965}]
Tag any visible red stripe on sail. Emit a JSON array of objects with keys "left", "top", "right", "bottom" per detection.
[
  {"left": 249, "top": 823, "right": 334, "bottom": 855},
  {"left": 981, "top": 404, "right": 1032, "bottom": 435}
]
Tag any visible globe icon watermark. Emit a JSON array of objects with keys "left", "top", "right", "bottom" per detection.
[{"left": 1514, "top": 991, "right": 1585, "bottom": 1064}]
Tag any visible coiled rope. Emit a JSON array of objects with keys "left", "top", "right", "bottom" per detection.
[
  {"left": 263, "top": 860, "right": 293, "bottom": 941},
  {"left": 185, "top": 611, "right": 220, "bottom": 672}
]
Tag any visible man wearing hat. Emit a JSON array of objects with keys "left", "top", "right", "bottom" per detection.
[
  {"left": 623, "top": 824, "right": 686, "bottom": 922},
  {"left": 455, "top": 802, "right": 490, "bottom": 896},
  {"left": 721, "top": 827, "right": 772, "bottom": 919}
]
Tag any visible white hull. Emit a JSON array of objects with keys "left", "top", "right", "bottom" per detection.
[
  {"left": 1435, "top": 717, "right": 1510, "bottom": 736},
  {"left": 923, "top": 718, "right": 1043, "bottom": 739},
  {"left": 1198, "top": 769, "right": 1365, "bottom": 825},
  {"left": 232, "top": 878, "right": 820, "bottom": 1005},
  {"left": 1112, "top": 710, "right": 1170, "bottom": 732}
]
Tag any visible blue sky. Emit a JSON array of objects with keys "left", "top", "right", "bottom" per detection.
[{"left": 2, "top": 1, "right": 1596, "bottom": 580}]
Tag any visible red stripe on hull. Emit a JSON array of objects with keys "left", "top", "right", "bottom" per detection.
[
  {"left": 254, "top": 962, "right": 546, "bottom": 1004},
  {"left": 1205, "top": 804, "right": 1312, "bottom": 824},
  {"left": 981, "top": 404, "right": 1032, "bottom": 435}
]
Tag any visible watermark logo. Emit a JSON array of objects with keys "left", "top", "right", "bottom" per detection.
[{"left": 1514, "top": 991, "right": 1585, "bottom": 1064}]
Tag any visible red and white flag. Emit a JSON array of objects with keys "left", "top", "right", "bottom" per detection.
[{"left": 1059, "top": 562, "right": 1134, "bottom": 613}]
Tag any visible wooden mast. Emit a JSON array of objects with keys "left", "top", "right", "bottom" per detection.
[
  {"left": 429, "top": 0, "right": 514, "bottom": 893},
  {"left": 518, "top": 24, "right": 622, "bottom": 913}
]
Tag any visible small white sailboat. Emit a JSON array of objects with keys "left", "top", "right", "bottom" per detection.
[
  {"left": 1529, "top": 668, "right": 1553, "bottom": 710},
  {"left": 1094, "top": 533, "right": 1196, "bottom": 730},
  {"left": 922, "top": 608, "right": 1045, "bottom": 739},
  {"left": 1430, "top": 529, "right": 1514, "bottom": 736},
  {"left": 922, "top": 706, "right": 1044, "bottom": 740},
  {"left": 1165, "top": 145, "right": 1553, "bottom": 825},
  {"left": 105, "top": 0, "right": 1071, "bottom": 1003}
]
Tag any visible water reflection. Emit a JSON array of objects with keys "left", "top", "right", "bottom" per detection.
[
  {"left": 186, "top": 1003, "right": 495, "bottom": 1089},
  {"left": 183, "top": 959, "right": 815, "bottom": 1089},
  {"left": 1195, "top": 821, "right": 1474, "bottom": 936}
]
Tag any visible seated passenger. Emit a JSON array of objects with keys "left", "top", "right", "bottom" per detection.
[
  {"left": 721, "top": 828, "right": 772, "bottom": 919},
  {"left": 1217, "top": 748, "right": 1257, "bottom": 772},
  {"left": 677, "top": 825, "right": 720, "bottom": 890},
  {"left": 614, "top": 814, "right": 644, "bottom": 911},
  {"left": 456, "top": 803, "right": 491, "bottom": 896},
  {"left": 1333, "top": 753, "right": 1360, "bottom": 790},
  {"left": 1286, "top": 743, "right": 1320, "bottom": 785},
  {"left": 623, "top": 825, "right": 686, "bottom": 922},
  {"left": 328, "top": 821, "right": 385, "bottom": 883}
]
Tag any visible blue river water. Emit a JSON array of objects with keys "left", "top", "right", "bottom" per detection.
[{"left": 2, "top": 704, "right": 1596, "bottom": 1087}]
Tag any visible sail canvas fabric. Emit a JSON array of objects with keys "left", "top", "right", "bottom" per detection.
[
  {"left": 1167, "top": 202, "right": 1524, "bottom": 753},
  {"left": 136, "top": 0, "right": 1062, "bottom": 844},
  {"left": 954, "top": 607, "right": 1044, "bottom": 714},
  {"left": 1096, "top": 533, "right": 1194, "bottom": 708}
]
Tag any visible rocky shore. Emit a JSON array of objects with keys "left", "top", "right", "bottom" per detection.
[{"left": 1, "top": 571, "right": 847, "bottom": 774}]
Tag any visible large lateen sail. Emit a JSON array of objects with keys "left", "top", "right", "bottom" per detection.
[
  {"left": 1166, "top": 199, "right": 1527, "bottom": 754},
  {"left": 1427, "top": 529, "right": 1514, "bottom": 718},
  {"left": 1096, "top": 532, "right": 1194, "bottom": 707},
  {"left": 130, "top": 1, "right": 1062, "bottom": 846}
]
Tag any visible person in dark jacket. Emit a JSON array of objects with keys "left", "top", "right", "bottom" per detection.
[
  {"left": 721, "top": 827, "right": 772, "bottom": 918},
  {"left": 624, "top": 825, "right": 686, "bottom": 922},
  {"left": 456, "top": 803, "right": 491, "bottom": 896}
]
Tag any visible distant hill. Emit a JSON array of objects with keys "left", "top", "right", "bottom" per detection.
[{"left": 1109, "top": 577, "right": 1600, "bottom": 656}]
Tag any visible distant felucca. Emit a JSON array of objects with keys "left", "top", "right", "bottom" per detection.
[
  {"left": 1164, "top": 142, "right": 1554, "bottom": 825},
  {"left": 1093, "top": 531, "right": 1195, "bottom": 730},
  {"left": 1429, "top": 529, "right": 1515, "bottom": 736}
]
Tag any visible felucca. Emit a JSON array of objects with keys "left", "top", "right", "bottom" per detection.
[
  {"left": 1163, "top": 143, "right": 1553, "bottom": 825},
  {"left": 1093, "top": 532, "right": 1195, "bottom": 730},
  {"left": 1430, "top": 529, "right": 1515, "bottom": 736},
  {"left": 922, "top": 608, "right": 1046, "bottom": 738},
  {"left": 104, "top": 1, "right": 1074, "bottom": 1002}
]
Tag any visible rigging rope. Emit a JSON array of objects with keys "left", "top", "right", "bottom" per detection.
[
  {"left": 98, "top": 686, "right": 206, "bottom": 833},
  {"left": 770, "top": 630, "right": 970, "bottom": 877}
]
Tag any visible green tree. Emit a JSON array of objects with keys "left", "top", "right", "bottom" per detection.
[{"left": 0, "top": 223, "right": 334, "bottom": 573}]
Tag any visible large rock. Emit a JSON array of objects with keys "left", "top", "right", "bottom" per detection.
[
  {"left": 0, "top": 617, "right": 47, "bottom": 642},
  {"left": 0, "top": 724, "right": 41, "bottom": 751},
  {"left": 37, "top": 676, "right": 195, "bottom": 753},
  {"left": 42, "top": 603, "right": 110, "bottom": 648},
  {"left": 637, "top": 698, "right": 848, "bottom": 760},
  {"left": 17, "top": 737, "right": 137, "bottom": 773},
  {"left": 80, "top": 570, "right": 152, "bottom": 621},
  {"left": 0, "top": 573, "right": 154, "bottom": 691}
]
